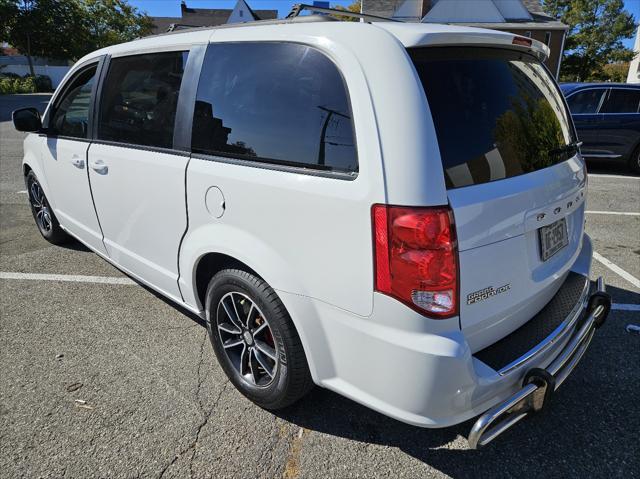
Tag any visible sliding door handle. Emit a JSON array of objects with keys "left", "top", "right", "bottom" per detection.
[
  {"left": 71, "top": 155, "right": 85, "bottom": 169},
  {"left": 89, "top": 159, "right": 108, "bottom": 175}
]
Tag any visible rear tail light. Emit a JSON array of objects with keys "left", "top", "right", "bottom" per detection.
[
  {"left": 512, "top": 36, "right": 533, "bottom": 47},
  {"left": 372, "top": 204, "right": 458, "bottom": 318}
]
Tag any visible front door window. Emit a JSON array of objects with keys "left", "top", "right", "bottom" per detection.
[{"left": 50, "top": 65, "right": 97, "bottom": 139}]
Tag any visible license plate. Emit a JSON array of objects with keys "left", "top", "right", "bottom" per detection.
[{"left": 539, "top": 218, "right": 568, "bottom": 261}]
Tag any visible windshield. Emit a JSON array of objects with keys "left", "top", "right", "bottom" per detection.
[{"left": 409, "top": 47, "right": 576, "bottom": 189}]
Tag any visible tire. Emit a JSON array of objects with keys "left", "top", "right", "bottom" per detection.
[
  {"left": 628, "top": 145, "right": 640, "bottom": 175},
  {"left": 25, "top": 171, "right": 69, "bottom": 245},
  {"left": 205, "top": 269, "right": 313, "bottom": 409}
]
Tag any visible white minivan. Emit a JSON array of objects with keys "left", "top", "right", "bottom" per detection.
[{"left": 13, "top": 11, "right": 611, "bottom": 448}]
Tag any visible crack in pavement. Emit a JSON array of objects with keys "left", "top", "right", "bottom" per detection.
[{"left": 157, "top": 330, "right": 228, "bottom": 479}]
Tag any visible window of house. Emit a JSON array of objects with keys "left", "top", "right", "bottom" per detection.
[
  {"left": 599, "top": 88, "right": 640, "bottom": 114},
  {"left": 191, "top": 42, "right": 358, "bottom": 173},
  {"left": 50, "top": 65, "right": 97, "bottom": 139},
  {"left": 97, "top": 51, "right": 189, "bottom": 149}
]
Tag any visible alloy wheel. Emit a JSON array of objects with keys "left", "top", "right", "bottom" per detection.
[
  {"left": 216, "top": 292, "right": 278, "bottom": 388},
  {"left": 29, "top": 180, "right": 52, "bottom": 233}
]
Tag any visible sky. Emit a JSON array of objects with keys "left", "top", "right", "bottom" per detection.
[{"left": 128, "top": 0, "right": 640, "bottom": 49}]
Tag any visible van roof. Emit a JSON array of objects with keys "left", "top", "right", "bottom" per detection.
[{"left": 78, "top": 17, "right": 549, "bottom": 65}]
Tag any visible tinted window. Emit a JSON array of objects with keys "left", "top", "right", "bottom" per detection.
[
  {"left": 409, "top": 48, "right": 575, "bottom": 189},
  {"left": 192, "top": 43, "right": 357, "bottom": 173},
  {"left": 566, "top": 89, "right": 606, "bottom": 114},
  {"left": 50, "top": 65, "right": 96, "bottom": 138},
  {"left": 600, "top": 88, "right": 640, "bottom": 114},
  {"left": 98, "top": 51, "right": 188, "bottom": 149}
]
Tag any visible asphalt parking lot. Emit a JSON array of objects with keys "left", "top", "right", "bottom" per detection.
[{"left": 1, "top": 93, "right": 639, "bottom": 479}]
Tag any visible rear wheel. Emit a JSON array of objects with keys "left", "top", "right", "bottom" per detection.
[
  {"left": 629, "top": 145, "right": 640, "bottom": 175},
  {"left": 26, "top": 171, "right": 69, "bottom": 245},
  {"left": 205, "top": 269, "right": 313, "bottom": 409}
]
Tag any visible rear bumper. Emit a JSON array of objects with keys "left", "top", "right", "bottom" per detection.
[
  {"left": 468, "top": 276, "right": 610, "bottom": 448},
  {"left": 278, "top": 233, "right": 607, "bottom": 439}
]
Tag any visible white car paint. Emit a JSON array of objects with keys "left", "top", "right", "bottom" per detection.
[
  {"left": 87, "top": 143, "right": 189, "bottom": 302},
  {"left": 21, "top": 19, "right": 592, "bottom": 428},
  {"left": 40, "top": 136, "right": 108, "bottom": 255}
]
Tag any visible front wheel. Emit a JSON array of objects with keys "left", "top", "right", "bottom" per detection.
[
  {"left": 26, "top": 171, "right": 69, "bottom": 245},
  {"left": 205, "top": 269, "right": 313, "bottom": 409}
]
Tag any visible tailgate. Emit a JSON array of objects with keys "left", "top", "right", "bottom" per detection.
[
  {"left": 450, "top": 159, "right": 586, "bottom": 351},
  {"left": 409, "top": 46, "right": 585, "bottom": 351}
]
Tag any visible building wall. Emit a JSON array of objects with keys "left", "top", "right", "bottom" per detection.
[
  {"left": 361, "top": 0, "right": 430, "bottom": 18},
  {"left": 628, "top": 27, "right": 639, "bottom": 84},
  {"left": 0, "top": 56, "right": 71, "bottom": 87}
]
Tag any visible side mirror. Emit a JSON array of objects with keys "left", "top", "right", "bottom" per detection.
[{"left": 12, "top": 107, "right": 43, "bottom": 133}]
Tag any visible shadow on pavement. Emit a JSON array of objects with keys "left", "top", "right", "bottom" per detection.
[
  {"left": 273, "top": 283, "right": 639, "bottom": 477},
  {"left": 586, "top": 158, "right": 638, "bottom": 177},
  {"left": 607, "top": 284, "right": 640, "bottom": 305}
]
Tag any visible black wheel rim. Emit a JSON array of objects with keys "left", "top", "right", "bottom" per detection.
[
  {"left": 216, "top": 292, "right": 278, "bottom": 388},
  {"left": 29, "top": 180, "right": 52, "bottom": 233}
]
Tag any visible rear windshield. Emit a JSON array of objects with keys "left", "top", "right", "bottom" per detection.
[{"left": 409, "top": 47, "right": 576, "bottom": 189}]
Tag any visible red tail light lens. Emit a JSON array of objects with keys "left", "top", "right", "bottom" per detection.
[
  {"left": 512, "top": 36, "right": 533, "bottom": 47},
  {"left": 372, "top": 204, "right": 458, "bottom": 318}
]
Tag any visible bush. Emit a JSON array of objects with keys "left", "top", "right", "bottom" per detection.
[
  {"left": 0, "top": 76, "right": 37, "bottom": 94},
  {"left": 0, "top": 73, "right": 53, "bottom": 93},
  {"left": 33, "top": 74, "right": 53, "bottom": 92},
  {"left": 0, "top": 71, "right": 21, "bottom": 79},
  {"left": 0, "top": 78, "right": 13, "bottom": 94},
  {"left": 19, "top": 76, "right": 36, "bottom": 93}
]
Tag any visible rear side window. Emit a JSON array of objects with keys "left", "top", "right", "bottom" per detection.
[
  {"left": 191, "top": 42, "right": 357, "bottom": 173},
  {"left": 600, "top": 88, "right": 640, "bottom": 114},
  {"left": 98, "top": 51, "right": 189, "bottom": 149},
  {"left": 566, "top": 89, "right": 606, "bottom": 114},
  {"left": 409, "top": 47, "right": 575, "bottom": 189},
  {"left": 50, "top": 65, "right": 97, "bottom": 139}
]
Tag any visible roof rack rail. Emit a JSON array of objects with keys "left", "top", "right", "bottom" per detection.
[
  {"left": 286, "top": 3, "right": 402, "bottom": 23},
  {"left": 167, "top": 23, "right": 202, "bottom": 32}
]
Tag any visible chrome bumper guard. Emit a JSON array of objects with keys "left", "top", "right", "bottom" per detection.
[{"left": 468, "top": 277, "right": 611, "bottom": 449}]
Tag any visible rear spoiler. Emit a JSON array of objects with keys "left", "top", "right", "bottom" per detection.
[
  {"left": 414, "top": 32, "right": 549, "bottom": 61},
  {"left": 376, "top": 24, "right": 550, "bottom": 62}
]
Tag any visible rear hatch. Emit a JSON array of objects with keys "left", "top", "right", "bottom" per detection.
[{"left": 409, "top": 46, "right": 586, "bottom": 351}]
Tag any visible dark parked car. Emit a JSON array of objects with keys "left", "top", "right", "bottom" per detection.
[{"left": 561, "top": 83, "right": 640, "bottom": 173}]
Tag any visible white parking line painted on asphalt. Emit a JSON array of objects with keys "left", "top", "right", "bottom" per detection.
[
  {"left": 612, "top": 303, "right": 640, "bottom": 312},
  {"left": 0, "top": 272, "right": 136, "bottom": 285},
  {"left": 586, "top": 211, "right": 640, "bottom": 216},
  {"left": 16, "top": 190, "right": 26, "bottom": 194},
  {"left": 587, "top": 173, "right": 640, "bottom": 180},
  {"left": 593, "top": 252, "right": 640, "bottom": 289}
]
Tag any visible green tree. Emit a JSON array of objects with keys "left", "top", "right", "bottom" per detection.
[
  {"left": 334, "top": 0, "right": 362, "bottom": 21},
  {"left": 1, "top": 0, "right": 153, "bottom": 71},
  {"left": 81, "top": 0, "right": 153, "bottom": 52},
  {"left": 1, "top": 0, "right": 86, "bottom": 76},
  {"left": 495, "top": 95, "right": 566, "bottom": 173},
  {"left": 602, "top": 61, "right": 630, "bottom": 82},
  {"left": 544, "top": 0, "right": 636, "bottom": 81}
]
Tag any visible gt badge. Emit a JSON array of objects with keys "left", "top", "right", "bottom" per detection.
[{"left": 467, "top": 284, "right": 511, "bottom": 305}]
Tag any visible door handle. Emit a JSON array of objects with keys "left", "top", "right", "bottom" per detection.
[
  {"left": 89, "top": 159, "right": 108, "bottom": 175},
  {"left": 71, "top": 155, "right": 85, "bottom": 169}
]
